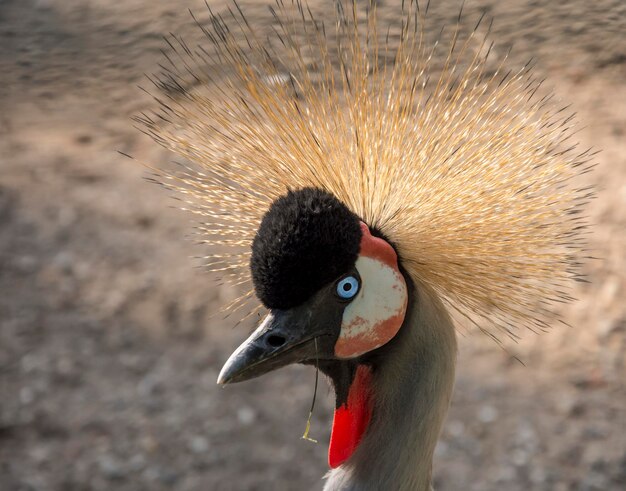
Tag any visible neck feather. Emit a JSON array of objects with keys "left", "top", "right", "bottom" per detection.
[{"left": 324, "top": 285, "right": 457, "bottom": 491}]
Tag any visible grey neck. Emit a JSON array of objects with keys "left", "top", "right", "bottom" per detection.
[{"left": 324, "top": 286, "right": 457, "bottom": 491}]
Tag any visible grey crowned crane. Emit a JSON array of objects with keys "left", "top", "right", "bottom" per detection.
[{"left": 138, "top": 1, "right": 591, "bottom": 489}]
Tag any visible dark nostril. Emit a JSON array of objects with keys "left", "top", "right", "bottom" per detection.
[{"left": 266, "top": 334, "right": 286, "bottom": 348}]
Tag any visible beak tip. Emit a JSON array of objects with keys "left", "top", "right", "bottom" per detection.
[{"left": 217, "top": 365, "right": 232, "bottom": 385}]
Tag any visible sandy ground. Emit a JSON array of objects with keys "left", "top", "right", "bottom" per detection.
[{"left": 0, "top": 0, "right": 625, "bottom": 490}]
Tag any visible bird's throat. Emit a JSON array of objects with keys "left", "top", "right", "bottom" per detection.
[{"left": 328, "top": 364, "right": 373, "bottom": 468}]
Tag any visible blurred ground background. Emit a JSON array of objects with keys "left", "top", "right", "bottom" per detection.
[{"left": 0, "top": 0, "right": 624, "bottom": 490}]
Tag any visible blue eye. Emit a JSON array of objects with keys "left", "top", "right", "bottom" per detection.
[{"left": 336, "top": 275, "right": 359, "bottom": 299}]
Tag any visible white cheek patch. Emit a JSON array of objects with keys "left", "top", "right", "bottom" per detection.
[{"left": 334, "top": 256, "right": 408, "bottom": 359}]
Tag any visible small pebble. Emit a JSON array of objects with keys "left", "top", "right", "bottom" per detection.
[
  {"left": 237, "top": 406, "right": 256, "bottom": 425},
  {"left": 448, "top": 420, "right": 465, "bottom": 437},
  {"left": 20, "top": 387, "right": 35, "bottom": 405},
  {"left": 189, "top": 435, "right": 209, "bottom": 454},
  {"left": 478, "top": 405, "right": 498, "bottom": 424},
  {"left": 98, "top": 455, "right": 126, "bottom": 480}
]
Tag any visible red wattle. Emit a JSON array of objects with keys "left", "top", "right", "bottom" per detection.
[{"left": 328, "top": 365, "right": 373, "bottom": 469}]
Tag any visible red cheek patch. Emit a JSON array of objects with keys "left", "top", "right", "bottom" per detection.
[{"left": 334, "top": 309, "right": 407, "bottom": 358}]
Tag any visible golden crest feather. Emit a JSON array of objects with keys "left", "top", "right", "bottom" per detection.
[{"left": 137, "top": 0, "right": 593, "bottom": 340}]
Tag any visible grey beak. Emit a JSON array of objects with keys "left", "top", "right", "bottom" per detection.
[
  {"left": 217, "top": 310, "right": 318, "bottom": 384},
  {"left": 217, "top": 287, "right": 345, "bottom": 385}
]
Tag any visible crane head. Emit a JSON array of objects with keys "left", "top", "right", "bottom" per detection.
[
  {"left": 217, "top": 187, "right": 408, "bottom": 467},
  {"left": 218, "top": 187, "right": 408, "bottom": 382}
]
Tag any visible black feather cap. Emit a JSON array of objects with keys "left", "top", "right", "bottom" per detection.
[{"left": 251, "top": 188, "right": 362, "bottom": 309}]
